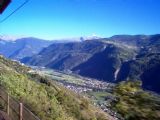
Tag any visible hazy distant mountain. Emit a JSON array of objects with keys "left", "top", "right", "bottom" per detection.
[
  {"left": 0, "top": 35, "right": 25, "bottom": 41},
  {"left": 22, "top": 40, "right": 109, "bottom": 69},
  {"left": 0, "top": 37, "right": 54, "bottom": 60},
  {"left": 0, "top": 35, "right": 102, "bottom": 60},
  {"left": 22, "top": 34, "right": 160, "bottom": 93}
]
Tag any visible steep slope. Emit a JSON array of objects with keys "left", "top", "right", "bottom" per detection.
[
  {"left": 23, "top": 40, "right": 109, "bottom": 69},
  {"left": 73, "top": 44, "right": 135, "bottom": 82},
  {"left": 114, "top": 35, "right": 160, "bottom": 93},
  {"left": 21, "top": 34, "right": 160, "bottom": 93},
  {"left": 0, "top": 37, "right": 53, "bottom": 60},
  {"left": 23, "top": 40, "right": 135, "bottom": 80},
  {"left": 0, "top": 55, "right": 108, "bottom": 120},
  {"left": 117, "top": 53, "right": 160, "bottom": 93}
]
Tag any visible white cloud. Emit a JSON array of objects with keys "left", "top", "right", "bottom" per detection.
[{"left": 0, "top": 35, "right": 26, "bottom": 41}]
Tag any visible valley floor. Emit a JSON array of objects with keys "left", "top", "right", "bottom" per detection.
[{"left": 31, "top": 66, "right": 122, "bottom": 120}]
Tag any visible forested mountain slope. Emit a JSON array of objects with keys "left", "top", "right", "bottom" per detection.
[{"left": 0, "top": 55, "right": 108, "bottom": 120}]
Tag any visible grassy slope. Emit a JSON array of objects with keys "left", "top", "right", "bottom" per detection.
[{"left": 0, "top": 56, "right": 108, "bottom": 120}]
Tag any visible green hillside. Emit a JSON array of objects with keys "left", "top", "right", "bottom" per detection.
[
  {"left": 112, "top": 81, "right": 160, "bottom": 120},
  {"left": 0, "top": 55, "right": 108, "bottom": 120}
]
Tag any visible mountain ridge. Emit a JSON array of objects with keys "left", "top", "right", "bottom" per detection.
[
  {"left": 20, "top": 34, "right": 160, "bottom": 93},
  {"left": 1, "top": 34, "right": 160, "bottom": 93}
]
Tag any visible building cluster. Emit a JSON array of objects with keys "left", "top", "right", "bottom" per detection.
[{"left": 57, "top": 78, "right": 113, "bottom": 93}]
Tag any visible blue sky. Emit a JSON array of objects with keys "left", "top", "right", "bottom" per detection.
[{"left": 0, "top": 0, "right": 160, "bottom": 40}]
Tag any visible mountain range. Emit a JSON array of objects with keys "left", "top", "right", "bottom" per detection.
[
  {"left": 0, "top": 34, "right": 160, "bottom": 93},
  {"left": 0, "top": 37, "right": 54, "bottom": 60},
  {"left": 0, "top": 36, "right": 100, "bottom": 60}
]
